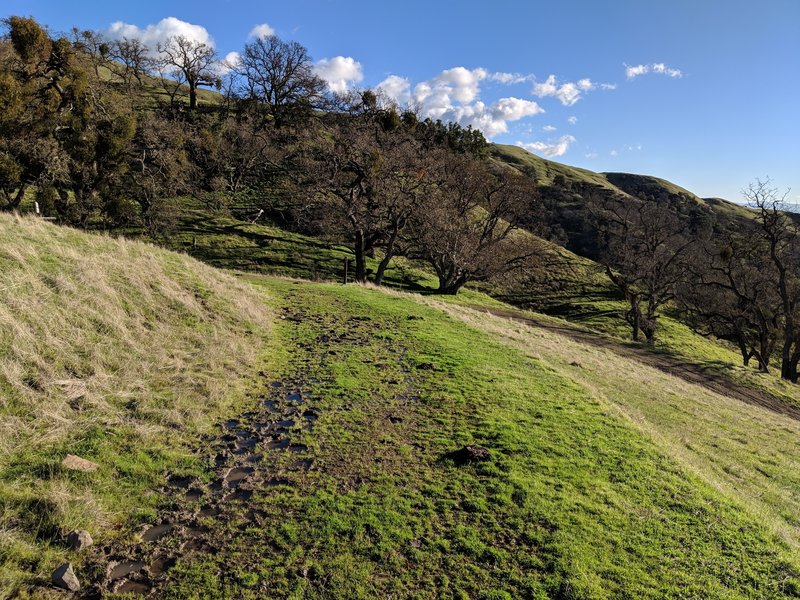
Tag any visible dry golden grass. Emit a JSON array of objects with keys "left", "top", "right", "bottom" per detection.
[{"left": 0, "top": 214, "right": 272, "bottom": 594}]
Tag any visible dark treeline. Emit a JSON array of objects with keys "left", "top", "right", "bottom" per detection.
[
  {"left": 0, "top": 16, "right": 542, "bottom": 295},
  {"left": 586, "top": 178, "right": 799, "bottom": 381},
  {"left": 2, "top": 17, "right": 798, "bottom": 380}
]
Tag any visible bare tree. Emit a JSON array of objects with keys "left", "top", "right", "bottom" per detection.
[
  {"left": 298, "top": 93, "right": 423, "bottom": 283},
  {"left": 592, "top": 195, "right": 694, "bottom": 343},
  {"left": 746, "top": 178, "right": 800, "bottom": 380},
  {"left": 156, "top": 35, "right": 218, "bottom": 110},
  {"left": 680, "top": 233, "right": 780, "bottom": 371},
  {"left": 70, "top": 28, "right": 107, "bottom": 77},
  {"left": 236, "top": 35, "right": 325, "bottom": 127},
  {"left": 412, "top": 155, "right": 539, "bottom": 294},
  {"left": 110, "top": 37, "right": 153, "bottom": 89}
]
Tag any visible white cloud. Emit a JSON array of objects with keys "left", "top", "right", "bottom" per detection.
[
  {"left": 490, "top": 72, "right": 531, "bottom": 85},
  {"left": 414, "top": 67, "right": 488, "bottom": 107},
  {"left": 567, "top": 116, "right": 578, "bottom": 125},
  {"left": 376, "top": 75, "right": 411, "bottom": 105},
  {"left": 377, "top": 67, "right": 542, "bottom": 138},
  {"left": 610, "top": 149, "right": 618, "bottom": 157},
  {"left": 216, "top": 51, "right": 242, "bottom": 76},
  {"left": 516, "top": 135, "right": 576, "bottom": 158},
  {"left": 442, "top": 97, "right": 543, "bottom": 137},
  {"left": 585, "top": 152, "right": 599, "bottom": 159},
  {"left": 105, "top": 17, "right": 214, "bottom": 50},
  {"left": 543, "top": 125, "right": 557, "bottom": 132},
  {"left": 625, "top": 62, "right": 682, "bottom": 79},
  {"left": 249, "top": 23, "right": 275, "bottom": 39},
  {"left": 313, "top": 56, "right": 364, "bottom": 93},
  {"left": 531, "top": 74, "right": 614, "bottom": 106}
]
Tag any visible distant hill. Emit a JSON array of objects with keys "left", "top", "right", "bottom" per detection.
[{"left": 490, "top": 144, "right": 757, "bottom": 257}]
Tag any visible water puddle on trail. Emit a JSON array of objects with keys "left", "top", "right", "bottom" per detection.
[
  {"left": 109, "top": 560, "right": 146, "bottom": 580},
  {"left": 150, "top": 554, "right": 176, "bottom": 577},
  {"left": 224, "top": 466, "right": 255, "bottom": 487},
  {"left": 142, "top": 523, "right": 172, "bottom": 542},
  {"left": 115, "top": 579, "right": 151, "bottom": 594}
]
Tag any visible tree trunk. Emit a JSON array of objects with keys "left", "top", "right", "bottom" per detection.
[
  {"left": 353, "top": 230, "right": 368, "bottom": 283},
  {"left": 626, "top": 297, "right": 641, "bottom": 342},
  {"left": 781, "top": 331, "right": 794, "bottom": 381},
  {"left": 736, "top": 335, "right": 751, "bottom": 367},
  {"left": 10, "top": 184, "right": 28, "bottom": 210},
  {"left": 437, "top": 272, "right": 468, "bottom": 295},
  {"left": 189, "top": 84, "right": 198, "bottom": 110},
  {"left": 374, "top": 229, "right": 399, "bottom": 286}
]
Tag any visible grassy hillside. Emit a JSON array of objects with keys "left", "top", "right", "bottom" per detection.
[
  {"left": 0, "top": 214, "right": 272, "bottom": 597},
  {"left": 141, "top": 280, "right": 800, "bottom": 599},
  {"left": 2, "top": 219, "right": 800, "bottom": 597},
  {"left": 139, "top": 198, "right": 800, "bottom": 409}
]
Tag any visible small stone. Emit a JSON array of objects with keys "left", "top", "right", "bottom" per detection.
[
  {"left": 62, "top": 454, "right": 99, "bottom": 472},
  {"left": 52, "top": 562, "right": 80, "bottom": 591},
  {"left": 66, "top": 530, "right": 93, "bottom": 550}
]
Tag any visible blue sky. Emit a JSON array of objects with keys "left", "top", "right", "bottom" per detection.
[{"left": 6, "top": 0, "right": 799, "bottom": 201}]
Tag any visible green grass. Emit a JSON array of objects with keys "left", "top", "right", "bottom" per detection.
[
  {"left": 435, "top": 301, "right": 800, "bottom": 558},
  {"left": 157, "top": 280, "right": 799, "bottom": 599}
]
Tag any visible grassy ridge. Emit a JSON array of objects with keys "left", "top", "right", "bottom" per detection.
[
  {"left": 0, "top": 215, "right": 272, "bottom": 597},
  {"left": 159, "top": 281, "right": 798, "bottom": 598}
]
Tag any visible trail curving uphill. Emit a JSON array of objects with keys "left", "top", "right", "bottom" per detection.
[{"left": 473, "top": 306, "right": 800, "bottom": 422}]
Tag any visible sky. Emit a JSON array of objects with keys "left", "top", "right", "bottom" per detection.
[{"left": 5, "top": 0, "right": 799, "bottom": 202}]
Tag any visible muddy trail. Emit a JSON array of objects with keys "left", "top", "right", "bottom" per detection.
[
  {"left": 79, "top": 292, "right": 419, "bottom": 598},
  {"left": 474, "top": 305, "right": 800, "bottom": 422}
]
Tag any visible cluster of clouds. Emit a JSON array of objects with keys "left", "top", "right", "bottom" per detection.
[
  {"left": 375, "top": 68, "right": 620, "bottom": 144},
  {"left": 106, "top": 16, "right": 214, "bottom": 49},
  {"left": 516, "top": 136, "right": 577, "bottom": 158},
  {"left": 104, "top": 17, "right": 363, "bottom": 89},
  {"left": 625, "top": 62, "right": 682, "bottom": 79},
  {"left": 531, "top": 75, "right": 616, "bottom": 106},
  {"left": 376, "top": 67, "right": 543, "bottom": 137},
  {"left": 103, "top": 17, "right": 682, "bottom": 160}
]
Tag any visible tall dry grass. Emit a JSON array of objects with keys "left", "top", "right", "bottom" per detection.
[{"left": 0, "top": 214, "right": 272, "bottom": 594}]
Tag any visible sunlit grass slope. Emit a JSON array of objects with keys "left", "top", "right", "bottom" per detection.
[
  {"left": 433, "top": 301, "right": 800, "bottom": 554},
  {"left": 0, "top": 214, "right": 272, "bottom": 596},
  {"left": 161, "top": 279, "right": 800, "bottom": 599}
]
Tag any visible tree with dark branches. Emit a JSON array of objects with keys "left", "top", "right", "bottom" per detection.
[
  {"left": 157, "top": 35, "right": 218, "bottom": 110},
  {"left": 235, "top": 35, "right": 326, "bottom": 128},
  {"left": 591, "top": 194, "right": 695, "bottom": 343}
]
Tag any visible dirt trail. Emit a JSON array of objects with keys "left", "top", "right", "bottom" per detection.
[
  {"left": 79, "top": 294, "right": 418, "bottom": 597},
  {"left": 79, "top": 304, "right": 333, "bottom": 597},
  {"left": 472, "top": 305, "right": 800, "bottom": 422}
]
